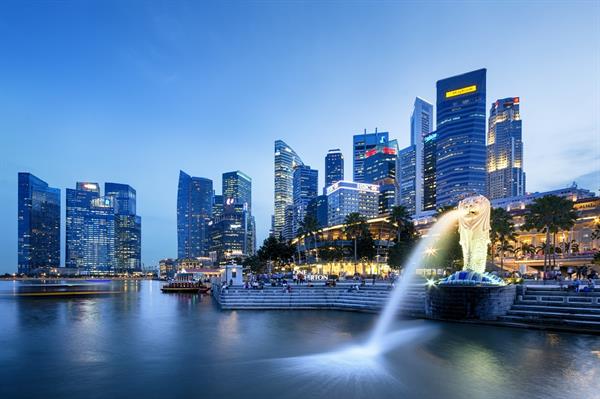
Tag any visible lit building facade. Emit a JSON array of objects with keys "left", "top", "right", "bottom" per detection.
[
  {"left": 487, "top": 97, "right": 525, "bottom": 200},
  {"left": 436, "top": 68, "right": 487, "bottom": 207},
  {"left": 177, "top": 171, "right": 213, "bottom": 258},
  {"left": 105, "top": 183, "right": 141, "bottom": 271},
  {"left": 308, "top": 194, "right": 328, "bottom": 228},
  {"left": 292, "top": 165, "right": 318, "bottom": 235},
  {"left": 223, "top": 170, "right": 252, "bottom": 212},
  {"left": 325, "top": 149, "right": 344, "bottom": 189},
  {"left": 210, "top": 202, "right": 251, "bottom": 264},
  {"left": 353, "top": 129, "right": 389, "bottom": 183},
  {"left": 364, "top": 141, "right": 398, "bottom": 215},
  {"left": 17, "top": 173, "right": 61, "bottom": 274},
  {"left": 66, "top": 182, "right": 100, "bottom": 269},
  {"left": 410, "top": 97, "right": 433, "bottom": 214},
  {"left": 326, "top": 181, "right": 380, "bottom": 226},
  {"left": 423, "top": 131, "right": 437, "bottom": 211},
  {"left": 397, "top": 145, "right": 417, "bottom": 215},
  {"left": 274, "top": 140, "right": 303, "bottom": 238}
]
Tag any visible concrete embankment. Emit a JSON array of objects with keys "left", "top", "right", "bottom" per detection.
[{"left": 212, "top": 283, "right": 426, "bottom": 317}]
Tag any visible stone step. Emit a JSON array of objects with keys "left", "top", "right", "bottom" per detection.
[
  {"left": 515, "top": 300, "right": 600, "bottom": 309},
  {"left": 506, "top": 309, "right": 600, "bottom": 321},
  {"left": 511, "top": 304, "right": 600, "bottom": 314},
  {"left": 524, "top": 290, "right": 600, "bottom": 297},
  {"left": 498, "top": 315, "right": 600, "bottom": 328}
]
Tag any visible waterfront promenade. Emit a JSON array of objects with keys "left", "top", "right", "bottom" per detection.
[{"left": 213, "top": 280, "right": 600, "bottom": 335}]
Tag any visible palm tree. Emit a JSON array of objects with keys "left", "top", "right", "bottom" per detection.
[
  {"left": 300, "top": 214, "right": 321, "bottom": 263},
  {"left": 490, "top": 207, "right": 517, "bottom": 273},
  {"left": 523, "top": 195, "right": 578, "bottom": 275},
  {"left": 343, "top": 212, "right": 368, "bottom": 274},
  {"left": 388, "top": 205, "right": 412, "bottom": 242},
  {"left": 517, "top": 242, "right": 536, "bottom": 259}
]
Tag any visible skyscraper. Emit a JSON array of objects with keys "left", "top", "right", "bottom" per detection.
[
  {"left": 363, "top": 141, "right": 397, "bottom": 215},
  {"left": 222, "top": 171, "right": 252, "bottom": 212},
  {"left": 326, "top": 181, "right": 380, "bottom": 226},
  {"left": 292, "top": 165, "right": 318, "bottom": 235},
  {"left": 410, "top": 97, "right": 433, "bottom": 214},
  {"left": 423, "top": 131, "right": 437, "bottom": 211},
  {"left": 353, "top": 129, "right": 389, "bottom": 182},
  {"left": 177, "top": 171, "right": 213, "bottom": 258},
  {"left": 487, "top": 97, "right": 525, "bottom": 199},
  {"left": 209, "top": 202, "right": 251, "bottom": 264},
  {"left": 66, "top": 182, "right": 100, "bottom": 269},
  {"left": 397, "top": 145, "right": 417, "bottom": 215},
  {"left": 17, "top": 173, "right": 60, "bottom": 274},
  {"left": 325, "top": 149, "right": 344, "bottom": 189},
  {"left": 66, "top": 182, "right": 121, "bottom": 271},
  {"left": 274, "top": 140, "right": 303, "bottom": 238},
  {"left": 105, "top": 183, "right": 141, "bottom": 271},
  {"left": 435, "top": 69, "right": 487, "bottom": 207}
]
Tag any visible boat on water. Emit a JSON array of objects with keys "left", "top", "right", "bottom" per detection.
[
  {"left": 161, "top": 271, "right": 211, "bottom": 294},
  {"left": 8, "top": 283, "right": 120, "bottom": 298}
]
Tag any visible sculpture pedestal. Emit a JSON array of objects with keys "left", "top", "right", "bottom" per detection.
[{"left": 426, "top": 285, "right": 516, "bottom": 321}]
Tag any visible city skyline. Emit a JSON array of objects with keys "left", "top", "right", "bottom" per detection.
[{"left": 1, "top": 2, "right": 599, "bottom": 273}]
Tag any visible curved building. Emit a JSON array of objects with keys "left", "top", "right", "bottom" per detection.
[{"left": 273, "top": 140, "right": 303, "bottom": 238}]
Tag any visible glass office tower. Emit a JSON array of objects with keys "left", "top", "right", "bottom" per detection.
[
  {"left": 487, "top": 97, "right": 525, "bottom": 199},
  {"left": 423, "top": 131, "right": 437, "bottom": 211},
  {"left": 66, "top": 182, "right": 119, "bottom": 271},
  {"left": 105, "top": 183, "right": 141, "bottom": 271},
  {"left": 363, "top": 141, "right": 397, "bottom": 215},
  {"left": 397, "top": 145, "right": 417, "bottom": 215},
  {"left": 353, "top": 129, "right": 389, "bottom": 182},
  {"left": 17, "top": 173, "right": 60, "bottom": 274},
  {"left": 177, "top": 171, "right": 213, "bottom": 258},
  {"left": 66, "top": 182, "right": 101, "bottom": 269},
  {"left": 410, "top": 97, "right": 434, "bottom": 214},
  {"left": 292, "top": 165, "right": 318, "bottom": 235},
  {"left": 325, "top": 149, "right": 344, "bottom": 189},
  {"left": 435, "top": 69, "right": 487, "bottom": 207},
  {"left": 222, "top": 171, "right": 252, "bottom": 212},
  {"left": 274, "top": 140, "right": 303, "bottom": 238}
]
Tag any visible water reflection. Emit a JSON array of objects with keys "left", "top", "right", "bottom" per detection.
[{"left": 1, "top": 281, "right": 598, "bottom": 399}]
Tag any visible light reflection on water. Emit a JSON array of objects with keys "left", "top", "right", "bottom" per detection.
[{"left": 0, "top": 280, "right": 598, "bottom": 399}]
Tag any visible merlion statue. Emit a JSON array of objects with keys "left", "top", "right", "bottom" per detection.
[{"left": 457, "top": 195, "right": 491, "bottom": 274}]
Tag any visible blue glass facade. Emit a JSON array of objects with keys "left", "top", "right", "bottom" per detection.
[
  {"left": 397, "top": 145, "right": 417, "bottom": 215},
  {"left": 423, "top": 131, "right": 437, "bottom": 210},
  {"left": 308, "top": 194, "right": 328, "bottom": 228},
  {"left": 325, "top": 149, "right": 344, "bottom": 189},
  {"left": 17, "top": 173, "right": 61, "bottom": 274},
  {"left": 105, "top": 183, "right": 141, "bottom": 271},
  {"left": 353, "top": 129, "right": 389, "bottom": 182},
  {"left": 66, "top": 182, "right": 121, "bottom": 271},
  {"left": 177, "top": 171, "right": 213, "bottom": 258},
  {"left": 66, "top": 182, "right": 100, "bottom": 269},
  {"left": 274, "top": 140, "right": 303, "bottom": 238},
  {"left": 436, "top": 69, "right": 487, "bottom": 207},
  {"left": 222, "top": 171, "right": 252, "bottom": 212},
  {"left": 292, "top": 165, "right": 318, "bottom": 235}
]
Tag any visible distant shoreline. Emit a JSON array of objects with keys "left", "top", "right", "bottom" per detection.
[{"left": 0, "top": 276, "right": 157, "bottom": 281}]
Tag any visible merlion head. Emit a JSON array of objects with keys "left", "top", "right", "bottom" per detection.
[{"left": 458, "top": 195, "right": 491, "bottom": 230}]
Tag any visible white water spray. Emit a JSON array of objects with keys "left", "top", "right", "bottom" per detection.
[{"left": 368, "top": 210, "right": 460, "bottom": 345}]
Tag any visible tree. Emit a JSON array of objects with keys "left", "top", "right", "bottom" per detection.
[
  {"left": 522, "top": 195, "right": 578, "bottom": 274},
  {"left": 343, "top": 213, "right": 369, "bottom": 274},
  {"left": 490, "top": 207, "right": 517, "bottom": 273},
  {"left": 516, "top": 242, "right": 536, "bottom": 259},
  {"left": 388, "top": 205, "right": 412, "bottom": 242},
  {"left": 300, "top": 213, "right": 321, "bottom": 263},
  {"left": 257, "top": 236, "right": 296, "bottom": 272}
]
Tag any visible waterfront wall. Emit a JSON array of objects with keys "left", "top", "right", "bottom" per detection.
[
  {"left": 212, "top": 284, "right": 426, "bottom": 317},
  {"left": 426, "top": 285, "right": 517, "bottom": 321}
]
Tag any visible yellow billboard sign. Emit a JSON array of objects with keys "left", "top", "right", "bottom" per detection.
[{"left": 445, "top": 85, "right": 477, "bottom": 98}]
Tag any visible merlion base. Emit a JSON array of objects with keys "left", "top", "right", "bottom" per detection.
[{"left": 426, "top": 285, "right": 516, "bottom": 321}]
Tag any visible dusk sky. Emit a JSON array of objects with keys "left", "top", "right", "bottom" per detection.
[{"left": 1, "top": 1, "right": 598, "bottom": 273}]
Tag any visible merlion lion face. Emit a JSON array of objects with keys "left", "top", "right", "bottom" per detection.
[{"left": 458, "top": 195, "right": 490, "bottom": 228}]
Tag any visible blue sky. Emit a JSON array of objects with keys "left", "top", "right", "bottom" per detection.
[{"left": 0, "top": 1, "right": 598, "bottom": 273}]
